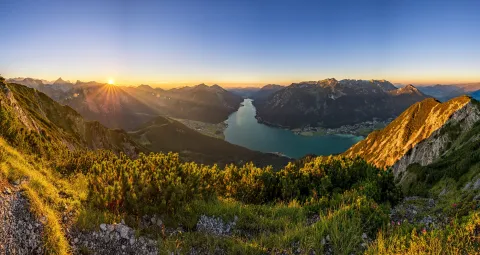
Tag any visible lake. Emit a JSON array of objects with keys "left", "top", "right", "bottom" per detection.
[{"left": 224, "top": 99, "right": 364, "bottom": 158}]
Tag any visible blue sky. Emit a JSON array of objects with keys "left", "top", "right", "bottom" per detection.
[{"left": 1, "top": 0, "right": 479, "bottom": 87}]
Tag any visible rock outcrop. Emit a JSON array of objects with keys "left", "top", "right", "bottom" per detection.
[
  {"left": 69, "top": 222, "right": 158, "bottom": 255},
  {"left": 393, "top": 100, "right": 480, "bottom": 177},
  {"left": 344, "top": 96, "right": 471, "bottom": 174}
]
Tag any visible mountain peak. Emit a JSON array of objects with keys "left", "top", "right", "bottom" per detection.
[
  {"left": 345, "top": 95, "right": 472, "bottom": 170},
  {"left": 54, "top": 77, "right": 69, "bottom": 84},
  {"left": 137, "top": 84, "right": 154, "bottom": 91},
  {"left": 392, "top": 84, "right": 426, "bottom": 96},
  {"left": 319, "top": 78, "right": 338, "bottom": 86}
]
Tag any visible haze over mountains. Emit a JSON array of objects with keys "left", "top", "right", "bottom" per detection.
[
  {"left": 8, "top": 77, "right": 244, "bottom": 130},
  {"left": 14, "top": 75, "right": 480, "bottom": 134},
  {"left": 0, "top": 80, "right": 287, "bottom": 168}
]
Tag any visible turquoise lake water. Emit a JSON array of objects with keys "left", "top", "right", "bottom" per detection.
[{"left": 224, "top": 99, "right": 364, "bottom": 158}]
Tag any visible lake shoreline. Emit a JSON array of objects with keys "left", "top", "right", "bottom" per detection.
[
  {"left": 224, "top": 99, "right": 364, "bottom": 158},
  {"left": 255, "top": 115, "right": 392, "bottom": 137}
]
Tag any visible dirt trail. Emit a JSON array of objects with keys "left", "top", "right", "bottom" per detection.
[{"left": 0, "top": 178, "right": 44, "bottom": 255}]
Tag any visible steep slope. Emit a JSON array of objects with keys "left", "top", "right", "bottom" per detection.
[
  {"left": 0, "top": 81, "right": 140, "bottom": 157},
  {"left": 253, "top": 79, "right": 428, "bottom": 128},
  {"left": 344, "top": 96, "right": 474, "bottom": 176},
  {"left": 62, "top": 84, "right": 161, "bottom": 130},
  {"left": 129, "top": 116, "right": 289, "bottom": 168},
  {"left": 165, "top": 84, "right": 243, "bottom": 123}
]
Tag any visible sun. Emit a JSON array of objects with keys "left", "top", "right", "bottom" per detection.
[{"left": 108, "top": 79, "right": 115, "bottom": 85}]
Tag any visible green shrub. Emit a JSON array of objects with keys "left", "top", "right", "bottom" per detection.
[{"left": 88, "top": 152, "right": 218, "bottom": 215}]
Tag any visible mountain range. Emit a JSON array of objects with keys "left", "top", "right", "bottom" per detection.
[
  {"left": 0, "top": 81, "right": 287, "bottom": 167},
  {"left": 253, "top": 79, "right": 429, "bottom": 129},
  {"left": 2, "top": 74, "right": 480, "bottom": 254},
  {"left": 8, "top": 78, "right": 244, "bottom": 131}
]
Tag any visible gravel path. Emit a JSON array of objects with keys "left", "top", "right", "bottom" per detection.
[{"left": 0, "top": 180, "right": 44, "bottom": 255}]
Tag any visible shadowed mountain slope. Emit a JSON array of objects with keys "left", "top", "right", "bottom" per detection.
[
  {"left": 129, "top": 116, "right": 290, "bottom": 168},
  {"left": 253, "top": 79, "right": 429, "bottom": 129}
]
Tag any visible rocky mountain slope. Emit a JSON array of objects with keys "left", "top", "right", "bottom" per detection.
[
  {"left": 253, "top": 79, "right": 429, "bottom": 129},
  {"left": 1, "top": 74, "right": 480, "bottom": 254},
  {"left": 344, "top": 95, "right": 477, "bottom": 178},
  {"left": 0, "top": 81, "right": 140, "bottom": 157}
]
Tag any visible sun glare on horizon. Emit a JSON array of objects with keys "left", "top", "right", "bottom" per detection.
[{"left": 108, "top": 79, "right": 115, "bottom": 85}]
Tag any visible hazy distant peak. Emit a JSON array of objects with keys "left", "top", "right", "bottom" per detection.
[
  {"left": 137, "top": 84, "right": 154, "bottom": 91},
  {"left": 74, "top": 80, "right": 104, "bottom": 87},
  {"left": 54, "top": 77, "right": 71, "bottom": 85},
  {"left": 260, "top": 84, "right": 284, "bottom": 90},
  {"left": 210, "top": 84, "right": 224, "bottom": 91},
  {"left": 395, "top": 84, "right": 424, "bottom": 95},
  {"left": 319, "top": 78, "right": 338, "bottom": 84}
]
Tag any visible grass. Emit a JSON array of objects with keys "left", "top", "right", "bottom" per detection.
[
  {"left": 23, "top": 185, "right": 70, "bottom": 254},
  {"left": 366, "top": 212, "right": 480, "bottom": 254},
  {"left": 0, "top": 137, "right": 87, "bottom": 254},
  {"left": 156, "top": 195, "right": 381, "bottom": 255}
]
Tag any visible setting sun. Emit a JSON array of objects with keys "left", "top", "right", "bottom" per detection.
[{"left": 108, "top": 79, "right": 115, "bottom": 85}]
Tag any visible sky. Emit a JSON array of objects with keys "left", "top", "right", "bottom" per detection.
[{"left": 1, "top": 0, "right": 479, "bottom": 88}]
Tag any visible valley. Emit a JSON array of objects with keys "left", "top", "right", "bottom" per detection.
[
  {"left": 224, "top": 99, "right": 364, "bottom": 158},
  {"left": 1, "top": 75, "right": 480, "bottom": 254},
  {"left": 2, "top": 0, "right": 480, "bottom": 253}
]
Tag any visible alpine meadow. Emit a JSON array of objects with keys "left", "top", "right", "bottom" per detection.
[{"left": 1, "top": 0, "right": 480, "bottom": 254}]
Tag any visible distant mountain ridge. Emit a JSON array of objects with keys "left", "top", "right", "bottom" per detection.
[
  {"left": 251, "top": 84, "right": 284, "bottom": 101},
  {"left": 253, "top": 78, "right": 429, "bottom": 129},
  {"left": 8, "top": 78, "right": 244, "bottom": 130},
  {"left": 417, "top": 84, "right": 466, "bottom": 102},
  {"left": 1, "top": 80, "right": 288, "bottom": 168}
]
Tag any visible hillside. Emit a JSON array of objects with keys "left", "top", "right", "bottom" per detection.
[
  {"left": 38, "top": 82, "right": 244, "bottom": 130},
  {"left": 0, "top": 81, "right": 140, "bottom": 157},
  {"left": 253, "top": 79, "right": 429, "bottom": 129},
  {"left": 344, "top": 95, "right": 475, "bottom": 175},
  {"left": 1, "top": 75, "right": 480, "bottom": 254},
  {"left": 129, "top": 116, "right": 289, "bottom": 167}
]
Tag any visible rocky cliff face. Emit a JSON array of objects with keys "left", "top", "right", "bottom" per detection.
[
  {"left": 393, "top": 100, "right": 480, "bottom": 178},
  {"left": 344, "top": 96, "right": 472, "bottom": 175}
]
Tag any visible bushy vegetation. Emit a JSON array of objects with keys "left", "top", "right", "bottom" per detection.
[
  {"left": 1, "top": 76, "right": 479, "bottom": 254},
  {"left": 87, "top": 152, "right": 401, "bottom": 217}
]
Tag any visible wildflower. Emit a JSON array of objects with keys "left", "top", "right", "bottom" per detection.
[
  {"left": 422, "top": 228, "right": 427, "bottom": 234},
  {"left": 397, "top": 221, "right": 401, "bottom": 226}
]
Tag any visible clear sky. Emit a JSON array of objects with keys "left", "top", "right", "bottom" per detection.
[{"left": 1, "top": 0, "right": 479, "bottom": 88}]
